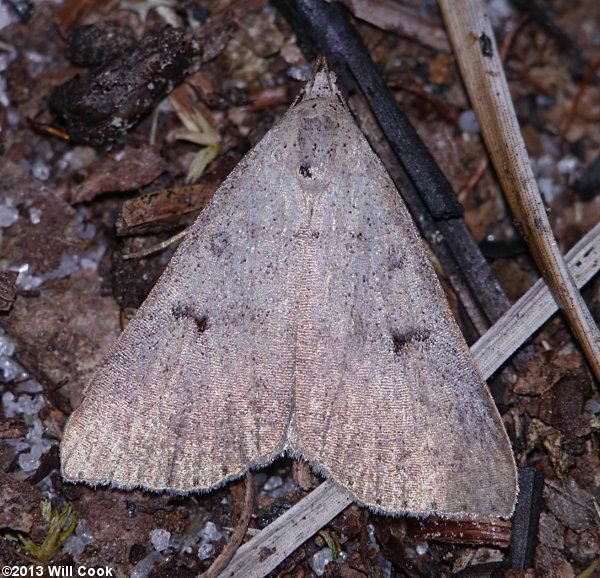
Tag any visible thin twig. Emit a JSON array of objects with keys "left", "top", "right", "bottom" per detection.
[
  {"left": 202, "top": 472, "right": 255, "bottom": 578},
  {"left": 439, "top": 1, "right": 600, "bottom": 380},
  {"left": 472, "top": 222, "right": 600, "bottom": 377},
  {"left": 122, "top": 229, "right": 188, "bottom": 260},
  {"left": 510, "top": 0, "right": 584, "bottom": 66},
  {"left": 217, "top": 479, "right": 353, "bottom": 578},
  {"left": 576, "top": 557, "right": 600, "bottom": 578},
  {"left": 499, "top": 14, "right": 531, "bottom": 63},
  {"left": 559, "top": 57, "right": 600, "bottom": 146}
]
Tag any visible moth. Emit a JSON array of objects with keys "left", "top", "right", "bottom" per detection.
[{"left": 61, "top": 68, "right": 518, "bottom": 518}]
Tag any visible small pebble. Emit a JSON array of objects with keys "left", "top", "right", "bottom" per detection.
[
  {"left": 31, "top": 157, "right": 50, "bottom": 181},
  {"left": 0, "top": 333, "right": 16, "bottom": 357},
  {"left": 198, "top": 542, "right": 215, "bottom": 561},
  {"left": 62, "top": 534, "right": 85, "bottom": 560},
  {"left": 263, "top": 475, "right": 283, "bottom": 491},
  {"left": 309, "top": 547, "right": 333, "bottom": 576},
  {"left": 0, "top": 201, "right": 18, "bottom": 228},
  {"left": 557, "top": 155, "right": 578, "bottom": 176},
  {"left": 0, "top": 356, "right": 27, "bottom": 382},
  {"left": 150, "top": 529, "right": 171, "bottom": 552},
  {"left": 16, "top": 379, "right": 43, "bottom": 394},
  {"left": 200, "top": 521, "right": 223, "bottom": 543},
  {"left": 18, "top": 440, "right": 51, "bottom": 472},
  {"left": 458, "top": 109, "right": 480, "bottom": 134},
  {"left": 76, "top": 519, "right": 94, "bottom": 545},
  {"left": 130, "top": 551, "right": 165, "bottom": 578},
  {"left": 29, "top": 207, "right": 42, "bottom": 224}
]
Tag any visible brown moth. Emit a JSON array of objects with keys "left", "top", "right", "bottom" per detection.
[{"left": 61, "top": 69, "right": 518, "bottom": 517}]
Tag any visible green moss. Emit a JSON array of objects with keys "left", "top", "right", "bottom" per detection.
[
  {"left": 12, "top": 498, "right": 78, "bottom": 563},
  {"left": 318, "top": 529, "right": 339, "bottom": 560}
]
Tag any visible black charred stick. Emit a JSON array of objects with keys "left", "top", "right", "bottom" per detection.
[
  {"left": 49, "top": 19, "right": 234, "bottom": 146},
  {"left": 276, "top": 0, "right": 512, "bottom": 334},
  {"left": 506, "top": 467, "right": 544, "bottom": 571}
]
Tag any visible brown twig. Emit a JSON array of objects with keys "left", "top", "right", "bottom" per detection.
[
  {"left": 405, "top": 514, "right": 512, "bottom": 547},
  {"left": 122, "top": 230, "right": 188, "bottom": 260},
  {"left": 499, "top": 14, "right": 531, "bottom": 63},
  {"left": 202, "top": 472, "right": 255, "bottom": 578},
  {"left": 439, "top": 0, "right": 600, "bottom": 380},
  {"left": 559, "top": 57, "right": 600, "bottom": 146},
  {"left": 461, "top": 155, "right": 488, "bottom": 197},
  {"left": 462, "top": 14, "right": 531, "bottom": 197}
]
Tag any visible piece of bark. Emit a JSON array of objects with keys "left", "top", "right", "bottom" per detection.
[
  {"left": 0, "top": 472, "right": 44, "bottom": 536},
  {"left": 0, "top": 271, "right": 18, "bottom": 312},
  {"left": 69, "top": 144, "right": 168, "bottom": 204},
  {"left": 0, "top": 419, "right": 28, "bottom": 439},
  {"left": 50, "top": 19, "right": 235, "bottom": 146},
  {"left": 67, "top": 20, "right": 138, "bottom": 68},
  {"left": 115, "top": 183, "right": 218, "bottom": 236},
  {"left": 54, "top": 0, "right": 117, "bottom": 36},
  {"left": 403, "top": 514, "right": 512, "bottom": 547},
  {"left": 543, "top": 479, "right": 596, "bottom": 534},
  {"left": 115, "top": 153, "right": 241, "bottom": 236}
]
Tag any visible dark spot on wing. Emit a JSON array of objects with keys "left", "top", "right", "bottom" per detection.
[
  {"left": 392, "top": 328, "right": 431, "bottom": 354},
  {"left": 299, "top": 163, "right": 312, "bottom": 178},
  {"left": 172, "top": 304, "right": 209, "bottom": 336}
]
